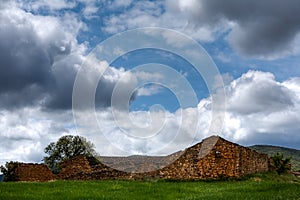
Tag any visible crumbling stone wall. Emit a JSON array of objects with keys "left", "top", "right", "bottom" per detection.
[
  {"left": 158, "top": 136, "right": 269, "bottom": 180},
  {"left": 15, "top": 163, "right": 55, "bottom": 182},
  {"left": 66, "top": 165, "right": 131, "bottom": 180},
  {"left": 58, "top": 155, "right": 92, "bottom": 179},
  {"left": 63, "top": 136, "right": 269, "bottom": 181},
  {"left": 13, "top": 136, "right": 270, "bottom": 181},
  {"left": 237, "top": 145, "right": 269, "bottom": 176}
]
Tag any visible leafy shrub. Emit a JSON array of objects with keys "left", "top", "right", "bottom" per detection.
[
  {"left": 271, "top": 152, "right": 291, "bottom": 175},
  {"left": 0, "top": 161, "right": 19, "bottom": 181}
]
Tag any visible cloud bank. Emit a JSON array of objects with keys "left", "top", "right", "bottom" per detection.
[
  {"left": 0, "top": 1, "right": 299, "bottom": 167},
  {"left": 103, "top": 0, "right": 300, "bottom": 59},
  {"left": 1, "top": 70, "right": 300, "bottom": 165},
  {"left": 0, "top": 2, "right": 137, "bottom": 110}
]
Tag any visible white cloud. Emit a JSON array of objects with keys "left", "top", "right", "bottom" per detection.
[
  {"left": 133, "top": 71, "right": 164, "bottom": 82},
  {"left": 217, "top": 52, "right": 231, "bottom": 63},
  {"left": 0, "top": 108, "right": 75, "bottom": 166},
  {"left": 137, "top": 84, "right": 164, "bottom": 96},
  {"left": 20, "top": 0, "right": 76, "bottom": 11},
  {"left": 102, "top": 0, "right": 229, "bottom": 42},
  {"left": 1, "top": 70, "right": 300, "bottom": 167},
  {"left": 227, "top": 71, "right": 294, "bottom": 115},
  {"left": 71, "top": 71, "right": 300, "bottom": 157},
  {"left": 1, "top": 1, "right": 300, "bottom": 169},
  {"left": 108, "top": 0, "right": 133, "bottom": 9},
  {"left": 220, "top": 71, "right": 300, "bottom": 147},
  {"left": 81, "top": 2, "right": 100, "bottom": 19}
]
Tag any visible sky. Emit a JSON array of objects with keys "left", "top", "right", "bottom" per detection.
[{"left": 1, "top": 0, "right": 300, "bottom": 166}]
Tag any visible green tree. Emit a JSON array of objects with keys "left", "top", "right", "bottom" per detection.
[
  {"left": 0, "top": 161, "right": 19, "bottom": 181},
  {"left": 43, "top": 135, "right": 98, "bottom": 173},
  {"left": 271, "top": 152, "right": 291, "bottom": 175}
]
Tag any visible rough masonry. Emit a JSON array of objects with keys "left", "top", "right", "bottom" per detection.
[
  {"left": 13, "top": 136, "right": 270, "bottom": 181},
  {"left": 15, "top": 163, "right": 55, "bottom": 182}
]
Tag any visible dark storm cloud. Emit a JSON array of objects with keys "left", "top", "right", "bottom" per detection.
[
  {"left": 189, "top": 0, "right": 300, "bottom": 57},
  {"left": 0, "top": 2, "right": 82, "bottom": 110},
  {"left": 44, "top": 54, "right": 79, "bottom": 110},
  {"left": 0, "top": 8, "right": 53, "bottom": 108},
  {"left": 0, "top": 2, "right": 136, "bottom": 110},
  {"left": 0, "top": 28, "right": 52, "bottom": 93},
  {"left": 46, "top": 58, "right": 137, "bottom": 110}
]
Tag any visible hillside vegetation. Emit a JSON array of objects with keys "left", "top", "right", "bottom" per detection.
[{"left": 250, "top": 145, "right": 300, "bottom": 171}]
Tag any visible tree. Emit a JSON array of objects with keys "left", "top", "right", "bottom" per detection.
[
  {"left": 43, "top": 135, "right": 98, "bottom": 173},
  {"left": 271, "top": 152, "right": 291, "bottom": 175},
  {"left": 0, "top": 161, "right": 19, "bottom": 181}
]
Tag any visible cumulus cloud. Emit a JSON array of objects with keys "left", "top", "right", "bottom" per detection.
[
  {"left": 1, "top": 1, "right": 300, "bottom": 168},
  {"left": 221, "top": 71, "right": 300, "bottom": 147},
  {"left": 102, "top": 0, "right": 218, "bottom": 42},
  {"left": 0, "top": 2, "right": 136, "bottom": 110},
  {"left": 227, "top": 71, "right": 295, "bottom": 114},
  {"left": 1, "top": 70, "right": 300, "bottom": 166},
  {"left": 0, "top": 2, "right": 82, "bottom": 109},
  {"left": 0, "top": 107, "right": 75, "bottom": 165},
  {"left": 108, "top": 0, "right": 133, "bottom": 9},
  {"left": 69, "top": 71, "right": 300, "bottom": 155},
  {"left": 99, "top": 70, "right": 300, "bottom": 154},
  {"left": 19, "top": 0, "right": 76, "bottom": 12},
  {"left": 137, "top": 84, "right": 164, "bottom": 96}
]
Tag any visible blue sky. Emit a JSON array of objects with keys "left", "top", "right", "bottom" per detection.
[{"left": 1, "top": 0, "right": 300, "bottom": 166}]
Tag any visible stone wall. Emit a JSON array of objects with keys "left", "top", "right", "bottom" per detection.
[
  {"left": 63, "top": 136, "right": 269, "bottom": 181},
  {"left": 13, "top": 136, "right": 270, "bottom": 181},
  {"left": 158, "top": 136, "right": 269, "bottom": 180},
  {"left": 15, "top": 163, "right": 55, "bottom": 182},
  {"left": 58, "top": 155, "right": 92, "bottom": 179},
  {"left": 66, "top": 165, "right": 131, "bottom": 180},
  {"left": 237, "top": 144, "right": 269, "bottom": 176}
]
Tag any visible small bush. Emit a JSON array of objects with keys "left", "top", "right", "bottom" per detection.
[{"left": 271, "top": 152, "right": 291, "bottom": 175}]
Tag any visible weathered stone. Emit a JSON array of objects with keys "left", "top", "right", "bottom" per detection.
[
  {"left": 13, "top": 136, "right": 270, "bottom": 181},
  {"left": 157, "top": 136, "right": 269, "bottom": 180},
  {"left": 58, "top": 155, "right": 92, "bottom": 179},
  {"left": 15, "top": 163, "right": 54, "bottom": 182}
]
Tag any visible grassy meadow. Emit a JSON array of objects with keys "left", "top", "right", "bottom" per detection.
[{"left": 0, "top": 172, "right": 299, "bottom": 200}]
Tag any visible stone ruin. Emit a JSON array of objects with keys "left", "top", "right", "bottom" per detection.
[
  {"left": 15, "top": 163, "right": 55, "bottom": 182},
  {"left": 12, "top": 136, "right": 270, "bottom": 181}
]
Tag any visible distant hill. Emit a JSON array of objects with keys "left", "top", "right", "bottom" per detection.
[
  {"left": 250, "top": 145, "right": 300, "bottom": 171},
  {"left": 100, "top": 150, "right": 183, "bottom": 172}
]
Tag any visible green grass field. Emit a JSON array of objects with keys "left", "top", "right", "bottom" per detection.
[{"left": 0, "top": 173, "right": 299, "bottom": 200}]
